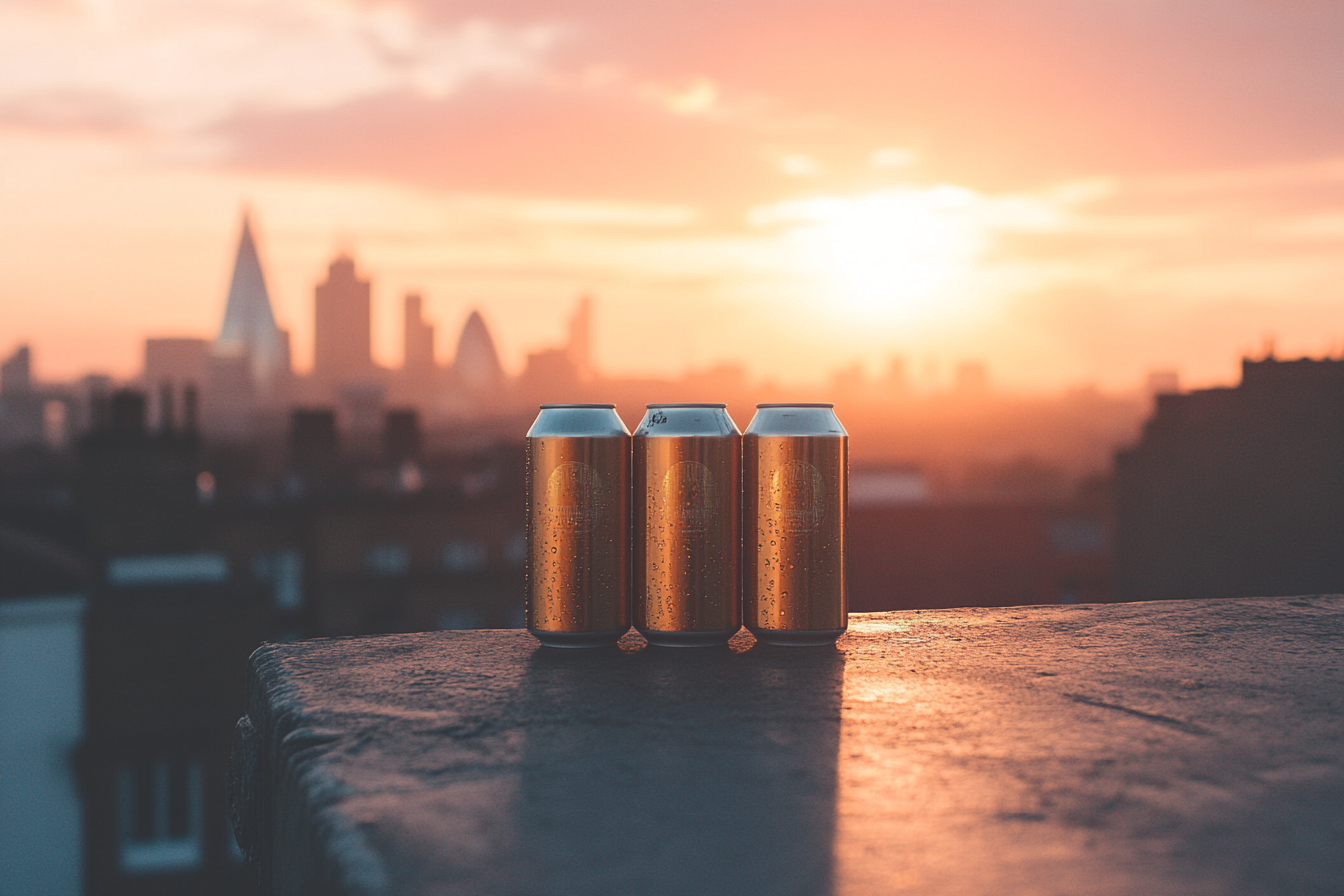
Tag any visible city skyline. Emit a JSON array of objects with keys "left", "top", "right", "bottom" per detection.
[
  {"left": 0, "top": 198, "right": 1329, "bottom": 417},
  {"left": 4, "top": 2, "right": 1344, "bottom": 390},
  {"left": 7, "top": 208, "right": 1021, "bottom": 396}
]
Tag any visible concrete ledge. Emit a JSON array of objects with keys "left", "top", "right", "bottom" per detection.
[{"left": 230, "top": 596, "right": 1344, "bottom": 895}]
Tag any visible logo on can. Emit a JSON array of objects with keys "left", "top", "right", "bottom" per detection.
[
  {"left": 546, "top": 461, "right": 604, "bottom": 531},
  {"left": 663, "top": 461, "right": 718, "bottom": 534},
  {"left": 772, "top": 461, "right": 826, "bottom": 533}
]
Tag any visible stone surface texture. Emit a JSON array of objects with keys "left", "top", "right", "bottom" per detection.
[{"left": 232, "top": 596, "right": 1344, "bottom": 896}]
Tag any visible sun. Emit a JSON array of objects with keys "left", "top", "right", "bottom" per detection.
[{"left": 760, "top": 187, "right": 988, "bottom": 325}]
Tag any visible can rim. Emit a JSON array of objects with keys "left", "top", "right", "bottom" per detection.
[
  {"left": 755, "top": 402, "right": 835, "bottom": 409},
  {"left": 538, "top": 403, "right": 616, "bottom": 409},
  {"left": 645, "top": 402, "right": 727, "bottom": 409}
]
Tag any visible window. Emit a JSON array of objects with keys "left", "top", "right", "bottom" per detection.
[
  {"left": 117, "top": 758, "right": 204, "bottom": 874},
  {"left": 441, "top": 539, "right": 487, "bottom": 573},
  {"left": 107, "top": 553, "right": 229, "bottom": 588},
  {"left": 365, "top": 543, "right": 410, "bottom": 577},
  {"left": 439, "top": 608, "right": 483, "bottom": 630},
  {"left": 254, "top": 549, "right": 303, "bottom": 611}
]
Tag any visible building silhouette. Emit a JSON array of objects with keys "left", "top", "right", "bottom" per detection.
[
  {"left": 5, "top": 386, "right": 527, "bottom": 894},
  {"left": 185, "top": 214, "right": 294, "bottom": 440},
  {"left": 403, "top": 293, "right": 435, "bottom": 376},
  {"left": 1115, "top": 355, "right": 1344, "bottom": 600},
  {"left": 3, "top": 344, "right": 32, "bottom": 394},
  {"left": 144, "top": 338, "right": 206, "bottom": 432},
  {"left": 202, "top": 350, "right": 256, "bottom": 440},
  {"left": 454, "top": 310, "right": 504, "bottom": 392},
  {"left": 517, "top": 297, "right": 597, "bottom": 401},
  {"left": 313, "top": 255, "right": 373, "bottom": 390},
  {"left": 1, "top": 343, "right": 82, "bottom": 449},
  {"left": 71, "top": 389, "right": 258, "bottom": 895},
  {"left": 215, "top": 214, "right": 289, "bottom": 394},
  {"left": 1, "top": 345, "right": 44, "bottom": 446},
  {"left": 400, "top": 293, "right": 438, "bottom": 405}
]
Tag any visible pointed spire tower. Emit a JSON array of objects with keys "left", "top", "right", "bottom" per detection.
[{"left": 216, "top": 212, "right": 287, "bottom": 390}]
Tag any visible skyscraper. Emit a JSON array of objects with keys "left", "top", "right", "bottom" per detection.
[
  {"left": 313, "top": 255, "right": 373, "bottom": 387},
  {"left": 454, "top": 311, "right": 504, "bottom": 391},
  {"left": 400, "top": 293, "right": 437, "bottom": 404},
  {"left": 403, "top": 294, "right": 435, "bottom": 374},
  {"left": 216, "top": 214, "right": 288, "bottom": 392},
  {"left": 1, "top": 345, "right": 31, "bottom": 395}
]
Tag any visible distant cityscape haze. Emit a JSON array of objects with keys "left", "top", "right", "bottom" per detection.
[{"left": 1, "top": 212, "right": 1152, "bottom": 480}]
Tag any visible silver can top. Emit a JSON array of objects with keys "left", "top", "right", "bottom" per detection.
[
  {"left": 744, "top": 404, "right": 846, "bottom": 437},
  {"left": 634, "top": 404, "right": 740, "bottom": 438},
  {"left": 645, "top": 403, "right": 726, "bottom": 409},
  {"left": 528, "top": 404, "right": 630, "bottom": 438},
  {"left": 539, "top": 403, "right": 615, "bottom": 409}
]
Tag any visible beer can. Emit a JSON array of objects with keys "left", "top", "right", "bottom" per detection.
[
  {"left": 526, "top": 404, "right": 631, "bottom": 647},
  {"left": 634, "top": 403, "right": 742, "bottom": 646},
  {"left": 743, "top": 403, "right": 848, "bottom": 646}
]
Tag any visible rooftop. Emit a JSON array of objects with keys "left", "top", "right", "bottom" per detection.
[{"left": 231, "top": 595, "right": 1344, "bottom": 895}]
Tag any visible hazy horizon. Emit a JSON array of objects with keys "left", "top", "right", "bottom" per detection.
[{"left": 5, "top": 1, "right": 1344, "bottom": 390}]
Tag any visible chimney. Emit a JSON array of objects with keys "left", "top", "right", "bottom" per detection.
[
  {"left": 159, "top": 381, "right": 176, "bottom": 435},
  {"left": 183, "top": 384, "right": 199, "bottom": 435}
]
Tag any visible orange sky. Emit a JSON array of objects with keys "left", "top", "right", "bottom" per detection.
[{"left": 4, "top": 0, "right": 1344, "bottom": 391}]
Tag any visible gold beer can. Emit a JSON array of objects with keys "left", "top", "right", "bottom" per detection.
[
  {"left": 743, "top": 403, "right": 848, "bottom": 646},
  {"left": 526, "top": 404, "right": 631, "bottom": 647},
  {"left": 633, "top": 404, "right": 741, "bottom": 647}
]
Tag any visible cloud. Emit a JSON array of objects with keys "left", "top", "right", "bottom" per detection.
[
  {"left": 8, "top": 0, "right": 1344, "bottom": 198},
  {"left": 778, "top": 155, "right": 820, "bottom": 177},
  {"left": 870, "top": 147, "right": 916, "bottom": 169},
  {"left": 0, "top": 89, "right": 143, "bottom": 135},
  {"left": 439, "top": 0, "right": 1344, "bottom": 187},
  {"left": 0, "top": 0, "right": 564, "bottom": 134},
  {"left": 215, "top": 83, "right": 778, "bottom": 208}
]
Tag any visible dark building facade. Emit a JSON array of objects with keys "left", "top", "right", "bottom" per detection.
[
  {"left": 21, "top": 390, "right": 526, "bottom": 895},
  {"left": 849, "top": 503, "right": 1112, "bottom": 611},
  {"left": 1114, "top": 356, "right": 1344, "bottom": 601},
  {"left": 74, "top": 388, "right": 259, "bottom": 895}
]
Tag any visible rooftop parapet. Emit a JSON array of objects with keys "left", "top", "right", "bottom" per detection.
[
  {"left": 230, "top": 596, "right": 1344, "bottom": 895},
  {"left": 1240, "top": 355, "right": 1344, "bottom": 393}
]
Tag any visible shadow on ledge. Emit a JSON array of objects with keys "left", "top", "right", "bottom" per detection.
[{"left": 507, "top": 638, "right": 843, "bottom": 895}]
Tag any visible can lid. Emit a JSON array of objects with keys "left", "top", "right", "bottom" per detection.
[
  {"left": 539, "top": 403, "right": 616, "bottom": 409},
  {"left": 645, "top": 402, "right": 727, "bottom": 409},
  {"left": 756, "top": 402, "right": 835, "bottom": 409}
]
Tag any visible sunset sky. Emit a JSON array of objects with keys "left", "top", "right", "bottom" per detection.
[{"left": 4, "top": 0, "right": 1344, "bottom": 390}]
